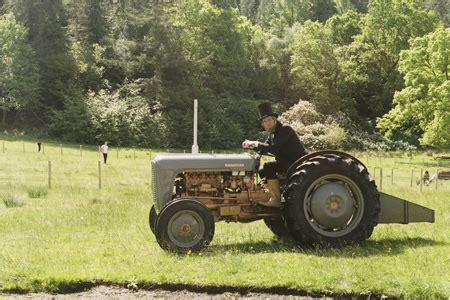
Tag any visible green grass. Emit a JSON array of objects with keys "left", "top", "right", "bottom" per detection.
[{"left": 0, "top": 139, "right": 449, "bottom": 297}]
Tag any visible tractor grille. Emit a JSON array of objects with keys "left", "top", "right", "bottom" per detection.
[{"left": 151, "top": 161, "right": 157, "bottom": 205}]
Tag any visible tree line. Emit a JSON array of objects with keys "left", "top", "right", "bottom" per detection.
[{"left": 0, "top": 0, "right": 448, "bottom": 149}]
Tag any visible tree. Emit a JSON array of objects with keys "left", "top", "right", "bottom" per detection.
[
  {"left": 310, "top": 0, "right": 337, "bottom": 23},
  {"left": 335, "top": 0, "right": 368, "bottom": 13},
  {"left": 424, "top": 0, "right": 449, "bottom": 27},
  {"left": 9, "top": 0, "right": 79, "bottom": 126},
  {"left": 325, "top": 10, "right": 363, "bottom": 46},
  {"left": 337, "top": 0, "right": 440, "bottom": 121},
  {"left": 290, "top": 21, "right": 348, "bottom": 114},
  {"left": 0, "top": 13, "right": 38, "bottom": 126},
  {"left": 377, "top": 27, "right": 449, "bottom": 147}
]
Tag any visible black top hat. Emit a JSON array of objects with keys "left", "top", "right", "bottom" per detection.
[{"left": 258, "top": 102, "right": 278, "bottom": 120}]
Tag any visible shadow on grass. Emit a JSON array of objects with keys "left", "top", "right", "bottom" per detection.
[{"left": 206, "top": 237, "right": 446, "bottom": 257}]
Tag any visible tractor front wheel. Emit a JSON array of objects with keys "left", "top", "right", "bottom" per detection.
[
  {"left": 155, "top": 199, "right": 215, "bottom": 253},
  {"left": 149, "top": 205, "right": 157, "bottom": 235}
]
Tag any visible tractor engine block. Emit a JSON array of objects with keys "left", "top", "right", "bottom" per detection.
[{"left": 175, "top": 171, "right": 270, "bottom": 222}]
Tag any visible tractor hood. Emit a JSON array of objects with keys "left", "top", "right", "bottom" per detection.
[{"left": 151, "top": 153, "right": 258, "bottom": 212}]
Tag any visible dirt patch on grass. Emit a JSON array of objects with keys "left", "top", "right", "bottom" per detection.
[{"left": 1, "top": 285, "right": 343, "bottom": 299}]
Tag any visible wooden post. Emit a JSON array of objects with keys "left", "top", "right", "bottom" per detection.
[
  {"left": 134, "top": 148, "right": 136, "bottom": 160},
  {"left": 420, "top": 168, "right": 423, "bottom": 192},
  {"left": 373, "top": 167, "right": 377, "bottom": 181},
  {"left": 48, "top": 161, "right": 52, "bottom": 189},
  {"left": 60, "top": 144, "right": 63, "bottom": 156},
  {"left": 23, "top": 142, "right": 25, "bottom": 152},
  {"left": 379, "top": 168, "right": 383, "bottom": 191},
  {"left": 98, "top": 146, "right": 101, "bottom": 160},
  {"left": 80, "top": 145, "right": 82, "bottom": 157},
  {"left": 435, "top": 168, "right": 438, "bottom": 190},
  {"left": 2, "top": 141, "right": 4, "bottom": 153},
  {"left": 391, "top": 168, "right": 394, "bottom": 185},
  {"left": 42, "top": 143, "right": 45, "bottom": 155},
  {"left": 98, "top": 161, "right": 102, "bottom": 189},
  {"left": 116, "top": 147, "right": 119, "bottom": 160},
  {"left": 410, "top": 169, "right": 414, "bottom": 188}
]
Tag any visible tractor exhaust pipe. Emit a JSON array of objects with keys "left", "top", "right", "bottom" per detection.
[{"left": 192, "top": 99, "right": 199, "bottom": 154}]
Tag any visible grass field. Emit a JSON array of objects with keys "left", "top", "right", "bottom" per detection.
[{"left": 0, "top": 138, "right": 449, "bottom": 297}]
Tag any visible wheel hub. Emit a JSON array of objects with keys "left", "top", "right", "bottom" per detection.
[
  {"left": 168, "top": 211, "right": 204, "bottom": 247},
  {"left": 180, "top": 223, "right": 192, "bottom": 235},
  {"left": 309, "top": 182, "right": 354, "bottom": 228}
]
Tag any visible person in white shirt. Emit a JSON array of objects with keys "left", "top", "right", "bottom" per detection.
[{"left": 101, "top": 142, "right": 108, "bottom": 164}]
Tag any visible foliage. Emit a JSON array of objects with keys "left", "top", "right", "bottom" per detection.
[
  {"left": 10, "top": 0, "right": 79, "bottom": 124},
  {"left": 85, "top": 81, "right": 165, "bottom": 147},
  {"left": 1, "top": 191, "right": 25, "bottom": 208},
  {"left": 0, "top": 13, "right": 39, "bottom": 126},
  {"left": 27, "top": 187, "right": 48, "bottom": 199},
  {"left": 377, "top": 27, "right": 450, "bottom": 148},
  {"left": 290, "top": 21, "right": 348, "bottom": 115},
  {"left": 0, "top": 0, "right": 448, "bottom": 149},
  {"left": 325, "top": 10, "right": 363, "bottom": 46},
  {"left": 280, "top": 100, "right": 415, "bottom": 150},
  {"left": 337, "top": 0, "right": 440, "bottom": 120}
]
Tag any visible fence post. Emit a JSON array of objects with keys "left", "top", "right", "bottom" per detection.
[
  {"left": 420, "top": 168, "right": 423, "bottom": 192},
  {"left": 410, "top": 169, "right": 414, "bottom": 188},
  {"left": 60, "top": 144, "right": 63, "bottom": 156},
  {"left": 2, "top": 141, "right": 4, "bottom": 153},
  {"left": 42, "top": 143, "right": 45, "bottom": 155},
  {"left": 373, "top": 167, "right": 377, "bottom": 181},
  {"left": 80, "top": 145, "right": 82, "bottom": 157},
  {"left": 435, "top": 168, "right": 439, "bottom": 190},
  {"left": 116, "top": 147, "right": 119, "bottom": 160},
  {"left": 379, "top": 168, "right": 383, "bottom": 191},
  {"left": 98, "top": 146, "right": 101, "bottom": 160},
  {"left": 134, "top": 148, "right": 136, "bottom": 160},
  {"left": 48, "top": 161, "right": 52, "bottom": 189},
  {"left": 23, "top": 142, "right": 25, "bottom": 152},
  {"left": 98, "top": 161, "right": 102, "bottom": 189}
]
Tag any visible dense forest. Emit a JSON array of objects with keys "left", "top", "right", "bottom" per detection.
[{"left": 0, "top": 0, "right": 448, "bottom": 149}]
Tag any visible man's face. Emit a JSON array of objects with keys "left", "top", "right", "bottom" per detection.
[{"left": 261, "top": 116, "right": 276, "bottom": 133}]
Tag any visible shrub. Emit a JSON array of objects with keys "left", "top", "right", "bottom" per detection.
[
  {"left": 1, "top": 192, "right": 25, "bottom": 208},
  {"left": 27, "top": 187, "right": 48, "bottom": 199},
  {"left": 279, "top": 100, "right": 415, "bottom": 150}
]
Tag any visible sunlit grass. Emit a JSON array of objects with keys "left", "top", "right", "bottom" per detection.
[{"left": 0, "top": 139, "right": 449, "bottom": 297}]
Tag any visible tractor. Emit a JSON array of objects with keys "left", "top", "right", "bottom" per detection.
[
  {"left": 148, "top": 101, "right": 434, "bottom": 253},
  {"left": 149, "top": 151, "right": 434, "bottom": 253}
]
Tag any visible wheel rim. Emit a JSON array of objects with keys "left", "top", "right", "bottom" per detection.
[
  {"left": 167, "top": 209, "right": 205, "bottom": 248},
  {"left": 303, "top": 174, "right": 364, "bottom": 237}
]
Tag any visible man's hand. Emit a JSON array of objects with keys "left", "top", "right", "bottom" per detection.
[{"left": 242, "top": 139, "right": 258, "bottom": 149}]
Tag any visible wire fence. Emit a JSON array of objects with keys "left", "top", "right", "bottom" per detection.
[{"left": 0, "top": 140, "right": 449, "bottom": 192}]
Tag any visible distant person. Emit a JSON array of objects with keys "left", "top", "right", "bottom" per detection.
[
  {"left": 101, "top": 142, "right": 108, "bottom": 164},
  {"left": 37, "top": 142, "right": 42, "bottom": 152}
]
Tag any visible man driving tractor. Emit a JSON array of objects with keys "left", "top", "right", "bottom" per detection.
[{"left": 242, "top": 102, "right": 307, "bottom": 207}]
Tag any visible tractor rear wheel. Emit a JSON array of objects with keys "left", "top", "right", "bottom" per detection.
[
  {"left": 283, "top": 154, "right": 380, "bottom": 245},
  {"left": 149, "top": 205, "right": 157, "bottom": 235},
  {"left": 155, "top": 199, "right": 215, "bottom": 253}
]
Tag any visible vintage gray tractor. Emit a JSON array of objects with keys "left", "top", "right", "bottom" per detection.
[{"left": 149, "top": 150, "right": 435, "bottom": 253}]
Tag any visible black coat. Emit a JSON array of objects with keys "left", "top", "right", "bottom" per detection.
[{"left": 255, "top": 121, "right": 307, "bottom": 170}]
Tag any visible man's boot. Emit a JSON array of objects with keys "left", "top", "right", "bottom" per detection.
[{"left": 259, "top": 179, "right": 281, "bottom": 208}]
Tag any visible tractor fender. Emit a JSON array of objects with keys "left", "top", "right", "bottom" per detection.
[{"left": 286, "top": 150, "right": 367, "bottom": 178}]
